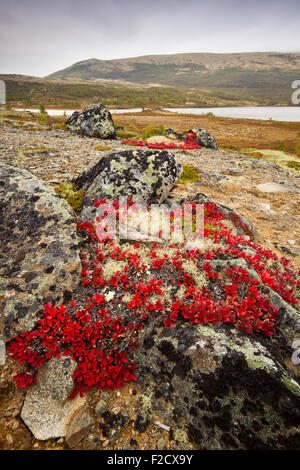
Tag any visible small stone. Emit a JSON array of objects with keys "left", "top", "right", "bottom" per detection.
[
  {"left": 65, "top": 408, "right": 92, "bottom": 448},
  {"left": 112, "top": 406, "right": 121, "bottom": 415},
  {"left": 95, "top": 399, "right": 107, "bottom": 416},
  {"left": 11, "top": 419, "right": 19, "bottom": 431},
  {"left": 157, "top": 437, "right": 166, "bottom": 450},
  {"left": 6, "top": 433, "right": 13, "bottom": 445},
  {"left": 288, "top": 239, "right": 296, "bottom": 245},
  {"left": 103, "top": 439, "right": 110, "bottom": 448}
]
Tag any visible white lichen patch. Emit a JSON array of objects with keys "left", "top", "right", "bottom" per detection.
[
  {"left": 181, "top": 259, "right": 208, "bottom": 289},
  {"left": 121, "top": 292, "right": 133, "bottom": 303},
  {"left": 145, "top": 136, "right": 180, "bottom": 145},
  {"left": 175, "top": 285, "right": 188, "bottom": 300},
  {"left": 139, "top": 387, "right": 154, "bottom": 420},
  {"left": 102, "top": 259, "right": 127, "bottom": 280},
  {"left": 174, "top": 427, "right": 189, "bottom": 447}
]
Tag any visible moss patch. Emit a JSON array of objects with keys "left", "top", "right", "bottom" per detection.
[
  {"left": 54, "top": 182, "right": 85, "bottom": 212},
  {"left": 95, "top": 145, "right": 112, "bottom": 151},
  {"left": 176, "top": 165, "right": 200, "bottom": 184}
]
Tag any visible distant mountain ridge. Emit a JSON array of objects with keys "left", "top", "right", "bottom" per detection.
[
  {"left": 45, "top": 52, "right": 300, "bottom": 105},
  {"left": 47, "top": 52, "right": 300, "bottom": 83},
  {"left": 3, "top": 52, "right": 300, "bottom": 108}
]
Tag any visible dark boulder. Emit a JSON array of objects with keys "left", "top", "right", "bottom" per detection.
[
  {"left": 164, "top": 127, "right": 218, "bottom": 149},
  {"left": 73, "top": 149, "right": 182, "bottom": 205},
  {"left": 66, "top": 103, "right": 116, "bottom": 139},
  {"left": 188, "top": 128, "right": 218, "bottom": 149}
]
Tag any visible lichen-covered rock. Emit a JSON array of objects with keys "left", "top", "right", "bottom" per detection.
[
  {"left": 0, "top": 163, "right": 81, "bottom": 341},
  {"left": 188, "top": 128, "right": 218, "bottom": 149},
  {"left": 21, "top": 357, "right": 86, "bottom": 440},
  {"left": 164, "top": 127, "right": 218, "bottom": 149},
  {"left": 66, "top": 103, "right": 116, "bottom": 139},
  {"left": 73, "top": 149, "right": 182, "bottom": 205},
  {"left": 133, "top": 322, "right": 300, "bottom": 449},
  {"left": 164, "top": 128, "right": 186, "bottom": 141}
]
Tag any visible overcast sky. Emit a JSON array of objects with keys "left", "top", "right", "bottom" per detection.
[{"left": 1, "top": 0, "right": 300, "bottom": 76}]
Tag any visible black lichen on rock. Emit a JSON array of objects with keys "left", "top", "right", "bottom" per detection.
[{"left": 66, "top": 103, "right": 116, "bottom": 139}]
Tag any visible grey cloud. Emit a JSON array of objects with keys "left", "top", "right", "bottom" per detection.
[{"left": 0, "top": 0, "right": 299, "bottom": 76}]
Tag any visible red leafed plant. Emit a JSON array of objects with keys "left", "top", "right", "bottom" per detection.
[
  {"left": 7, "top": 198, "right": 299, "bottom": 398},
  {"left": 121, "top": 132, "right": 202, "bottom": 150}
]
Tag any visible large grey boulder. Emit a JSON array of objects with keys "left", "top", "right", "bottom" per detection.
[
  {"left": 0, "top": 163, "right": 81, "bottom": 341},
  {"left": 21, "top": 357, "right": 86, "bottom": 440},
  {"left": 73, "top": 149, "right": 182, "bottom": 205},
  {"left": 66, "top": 103, "right": 116, "bottom": 139}
]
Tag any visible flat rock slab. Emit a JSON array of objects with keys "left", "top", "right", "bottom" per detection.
[
  {"left": 0, "top": 163, "right": 82, "bottom": 341},
  {"left": 256, "top": 181, "right": 299, "bottom": 193},
  {"left": 21, "top": 357, "right": 86, "bottom": 441},
  {"left": 65, "top": 407, "right": 92, "bottom": 448}
]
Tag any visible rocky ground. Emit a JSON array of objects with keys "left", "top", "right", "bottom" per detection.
[
  {"left": 0, "top": 112, "right": 300, "bottom": 450},
  {"left": 1, "top": 116, "right": 299, "bottom": 268}
]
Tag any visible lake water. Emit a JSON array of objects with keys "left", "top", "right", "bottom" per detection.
[
  {"left": 164, "top": 107, "right": 300, "bottom": 122},
  {"left": 15, "top": 106, "right": 300, "bottom": 122}
]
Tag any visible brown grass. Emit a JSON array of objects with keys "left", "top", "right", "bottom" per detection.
[{"left": 112, "top": 110, "right": 300, "bottom": 152}]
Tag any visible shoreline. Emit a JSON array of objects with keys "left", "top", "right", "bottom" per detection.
[{"left": 12, "top": 106, "right": 300, "bottom": 123}]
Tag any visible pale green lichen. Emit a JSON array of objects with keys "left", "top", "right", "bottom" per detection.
[
  {"left": 102, "top": 259, "right": 127, "bottom": 280},
  {"left": 174, "top": 427, "right": 189, "bottom": 447},
  {"left": 139, "top": 387, "right": 154, "bottom": 420},
  {"left": 198, "top": 325, "right": 278, "bottom": 372},
  {"left": 181, "top": 259, "right": 208, "bottom": 289},
  {"left": 281, "top": 375, "right": 300, "bottom": 396}
]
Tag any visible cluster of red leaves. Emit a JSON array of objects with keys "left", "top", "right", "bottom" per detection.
[
  {"left": 7, "top": 199, "right": 299, "bottom": 397},
  {"left": 8, "top": 299, "right": 139, "bottom": 397},
  {"left": 168, "top": 265, "right": 278, "bottom": 335},
  {"left": 122, "top": 132, "right": 202, "bottom": 150}
]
